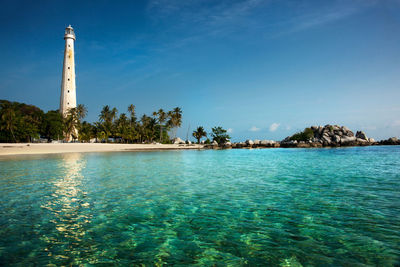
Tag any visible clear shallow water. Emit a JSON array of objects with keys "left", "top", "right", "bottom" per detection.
[{"left": 0, "top": 147, "right": 399, "bottom": 266}]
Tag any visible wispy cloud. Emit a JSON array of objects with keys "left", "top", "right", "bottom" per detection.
[
  {"left": 270, "top": 0, "right": 378, "bottom": 37},
  {"left": 147, "top": 0, "right": 378, "bottom": 48},
  {"left": 249, "top": 126, "right": 260, "bottom": 132},
  {"left": 269, "top": 123, "right": 280, "bottom": 132},
  {"left": 227, "top": 128, "right": 233, "bottom": 133},
  {"left": 147, "top": 0, "right": 270, "bottom": 41}
]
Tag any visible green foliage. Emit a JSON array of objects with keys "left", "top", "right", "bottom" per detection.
[
  {"left": 167, "top": 107, "right": 182, "bottom": 139},
  {"left": 192, "top": 126, "right": 207, "bottom": 144},
  {"left": 93, "top": 105, "right": 183, "bottom": 144},
  {"left": 41, "top": 110, "right": 64, "bottom": 141},
  {"left": 78, "top": 121, "right": 94, "bottom": 142},
  {"left": 211, "top": 126, "right": 230, "bottom": 144},
  {"left": 64, "top": 104, "right": 87, "bottom": 141},
  {"left": 0, "top": 99, "right": 184, "bottom": 144},
  {"left": 153, "top": 109, "right": 169, "bottom": 143},
  {"left": 290, "top": 127, "right": 314, "bottom": 141},
  {"left": 0, "top": 100, "right": 43, "bottom": 142}
]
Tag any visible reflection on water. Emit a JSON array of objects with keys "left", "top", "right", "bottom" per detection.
[{"left": 40, "top": 153, "right": 92, "bottom": 264}]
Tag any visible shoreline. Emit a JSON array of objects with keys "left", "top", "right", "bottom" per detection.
[
  {"left": 0, "top": 143, "right": 204, "bottom": 156},
  {"left": 1, "top": 141, "right": 399, "bottom": 157}
]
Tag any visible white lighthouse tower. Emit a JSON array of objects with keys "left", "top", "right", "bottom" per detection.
[{"left": 60, "top": 25, "right": 77, "bottom": 117}]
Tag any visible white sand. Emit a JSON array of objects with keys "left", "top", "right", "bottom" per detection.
[{"left": 0, "top": 143, "right": 204, "bottom": 156}]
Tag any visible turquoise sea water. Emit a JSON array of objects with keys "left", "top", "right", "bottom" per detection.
[{"left": 0, "top": 146, "right": 399, "bottom": 266}]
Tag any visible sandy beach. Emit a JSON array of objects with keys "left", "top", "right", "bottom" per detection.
[{"left": 0, "top": 143, "right": 204, "bottom": 156}]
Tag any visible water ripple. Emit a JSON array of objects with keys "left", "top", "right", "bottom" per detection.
[{"left": 0, "top": 146, "right": 399, "bottom": 265}]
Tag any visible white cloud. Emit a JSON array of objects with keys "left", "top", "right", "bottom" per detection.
[
  {"left": 249, "top": 126, "right": 260, "bottom": 132},
  {"left": 227, "top": 128, "right": 233, "bottom": 133},
  {"left": 269, "top": 123, "right": 280, "bottom": 132}
]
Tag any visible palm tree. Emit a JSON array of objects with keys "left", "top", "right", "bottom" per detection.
[
  {"left": 116, "top": 113, "right": 130, "bottom": 143},
  {"left": 93, "top": 122, "right": 103, "bottom": 142},
  {"left": 168, "top": 107, "right": 182, "bottom": 139},
  {"left": 192, "top": 126, "right": 207, "bottom": 144},
  {"left": 64, "top": 104, "right": 87, "bottom": 141},
  {"left": 127, "top": 105, "right": 137, "bottom": 143},
  {"left": 128, "top": 104, "right": 136, "bottom": 125},
  {"left": 99, "top": 105, "right": 117, "bottom": 124},
  {"left": 139, "top": 114, "right": 157, "bottom": 143},
  {"left": 99, "top": 105, "right": 118, "bottom": 141},
  {"left": 153, "top": 109, "right": 167, "bottom": 143},
  {"left": 99, "top": 105, "right": 110, "bottom": 122},
  {"left": 76, "top": 104, "right": 87, "bottom": 120}
]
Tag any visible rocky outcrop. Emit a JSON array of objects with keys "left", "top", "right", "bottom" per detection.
[
  {"left": 281, "top": 125, "right": 376, "bottom": 148},
  {"left": 203, "top": 125, "right": 399, "bottom": 149},
  {"left": 356, "top": 131, "right": 368, "bottom": 140},
  {"left": 222, "top": 141, "right": 232, "bottom": 149},
  {"left": 245, "top": 140, "right": 254, "bottom": 146},
  {"left": 379, "top": 137, "right": 400, "bottom": 145},
  {"left": 230, "top": 140, "right": 280, "bottom": 149}
]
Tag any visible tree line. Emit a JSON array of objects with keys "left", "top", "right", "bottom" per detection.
[
  {"left": 0, "top": 99, "right": 182, "bottom": 143},
  {"left": 0, "top": 99, "right": 231, "bottom": 144}
]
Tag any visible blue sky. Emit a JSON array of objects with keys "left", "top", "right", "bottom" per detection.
[{"left": 1, "top": 0, "right": 400, "bottom": 141}]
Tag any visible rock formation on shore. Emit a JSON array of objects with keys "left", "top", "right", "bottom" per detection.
[
  {"left": 378, "top": 137, "right": 400, "bottom": 145},
  {"left": 280, "top": 125, "right": 374, "bottom": 148},
  {"left": 202, "top": 124, "right": 399, "bottom": 149}
]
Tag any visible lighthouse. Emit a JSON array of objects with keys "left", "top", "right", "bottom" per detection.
[{"left": 60, "top": 25, "right": 77, "bottom": 117}]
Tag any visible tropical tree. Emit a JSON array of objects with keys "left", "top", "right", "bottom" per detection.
[
  {"left": 192, "top": 126, "right": 207, "bottom": 144},
  {"left": 41, "top": 110, "right": 64, "bottom": 141},
  {"left": 64, "top": 104, "right": 87, "bottom": 141},
  {"left": 78, "top": 121, "right": 94, "bottom": 142},
  {"left": 99, "top": 105, "right": 118, "bottom": 141},
  {"left": 125, "top": 105, "right": 139, "bottom": 143},
  {"left": 139, "top": 114, "right": 157, "bottom": 143},
  {"left": 168, "top": 107, "right": 182, "bottom": 139},
  {"left": 0, "top": 100, "right": 46, "bottom": 142},
  {"left": 115, "top": 113, "right": 130, "bottom": 143},
  {"left": 153, "top": 109, "right": 168, "bottom": 143},
  {"left": 19, "top": 103, "right": 44, "bottom": 142},
  {"left": 128, "top": 104, "right": 136, "bottom": 125},
  {"left": 0, "top": 99, "right": 181, "bottom": 144},
  {"left": 211, "top": 126, "right": 230, "bottom": 144},
  {"left": 0, "top": 102, "right": 17, "bottom": 142}
]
